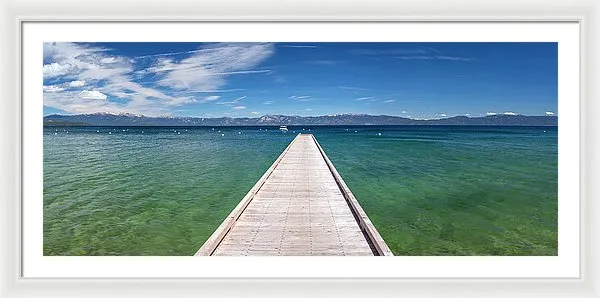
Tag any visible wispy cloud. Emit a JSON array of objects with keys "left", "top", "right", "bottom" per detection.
[
  {"left": 201, "top": 95, "right": 221, "bottom": 102},
  {"left": 263, "top": 100, "right": 274, "bottom": 105},
  {"left": 486, "top": 112, "right": 497, "bottom": 116},
  {"left": 43, "top": 62, "right": 73, "bottom": 77},
  {"left": 351, "top": 47, "right": 471, "bottom": 62},
  {"left": 437, "top": 113, "right": 447, "bottom": 117},
  {"left": 504, "top": 112, "right": 518, "bottom": 115},
  {"left": 397, "top": 55, "right": 471, "bottom": 61},
  {"left": 217, "top": 96, "right": 247, "bottom": 105},
  {"left": 232, "top": 105, "right": 246, "bottom": 110},
  {"left": 545, "top": 111, "right": 555, "bottom": 115},
  {"left": 383, "top": 100, "right": 396, "bottom": 103},
  {"left": 43, "top": 85, "right": 65, "bottom": 93},
  {"left": 289, "top": 95, "right": 311, "bottom": 100},
  {"left": 69, "top": 80, "right": 86, "bottom": 87},
  {"left": 147, "top": 43, "right": 274, "bottom": 91},
  {"left": 250, "top": 111, "right": 260, "bottom": 115},
  {"left": 338, "top": 86, "right": 372, "bottom": 91},
  {"left": 79, "top": 90, "right": 108, "bottom": 100},
  {"left": 350, "top": 48, "right": 428, "bottom": 56},
  {"left": 186, "top": 88, "right": 245, "bottom": 93},
  {"left": 43, "top": 42, "right": 189, "bottom": 115},
  {"left": 355, "top": 96, "right": 375, "bottom": 101},
  {"left": 305, "top": 60, "right": 341, "bottom": 66},
  {"left": 280, "top": 45, "right": 318, "bottom": 48},
  {"left": 42, "top": 42, "right": 274, "bottom": 116},
  {"left": 132, "top": 48, "right": 215, "bottom": 60}
]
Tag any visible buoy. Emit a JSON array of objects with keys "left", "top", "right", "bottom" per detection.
[
  {"left": 221, "top": 133, "right": 225, "bottom": 136},
  {"left": 378, "top": 133, "right": 381, "bottom": 136},
  {"left": 96, "top": 130, "right": 99, "bottom": 133},
  {"left": 355, "top": 131, "right": 357, "bottom": 133},
  {"left": 108, "top": 132, "right": 112, "bottom": 134},
  {"left": 177, "top": 132, "right": 180, "bottom": 135},
  {"left": 54, "top": 132, "right": 57, "bottom": 135},
  {"left": 238, "top": 132, "right": 241, "bottom": 134}
]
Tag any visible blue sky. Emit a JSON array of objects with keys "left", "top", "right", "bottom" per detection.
[{"left": 43, "top": 42, "right": 557, "bottom": 119}]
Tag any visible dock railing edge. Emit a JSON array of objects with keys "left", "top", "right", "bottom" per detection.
[
  {"left": 194, "top": 133, "right": 303, "bottom": 256},
  {"left": 310, "top": 134, "right": 394, "bottom": 256}
]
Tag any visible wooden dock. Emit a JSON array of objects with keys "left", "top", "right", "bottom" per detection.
[{"left": 195, "top": 133, "right": 393, "bottom": 256}]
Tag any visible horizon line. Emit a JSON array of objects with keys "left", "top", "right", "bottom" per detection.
[{"left": 43, "top": 112, "right": 558, "bottom": 120}]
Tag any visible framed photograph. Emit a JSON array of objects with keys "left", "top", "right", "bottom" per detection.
[{"left": 1, "top": 0, "right": 598, "bottom": 297}]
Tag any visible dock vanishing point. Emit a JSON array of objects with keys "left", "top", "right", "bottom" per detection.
[{"left": 195, "top": 133, "right": 393, "bottom": 256}]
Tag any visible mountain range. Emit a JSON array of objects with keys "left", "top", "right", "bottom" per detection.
[{"left": 43, "top": 113, "right": 558, "bottom": 126}]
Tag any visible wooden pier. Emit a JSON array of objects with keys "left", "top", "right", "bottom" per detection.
[{"left": 195, "top": 133, "right": 393, "bottom": 256}]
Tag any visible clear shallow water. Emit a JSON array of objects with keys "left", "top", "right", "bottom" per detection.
[{"left": 44, "top": 126, "right": 557, "bottom": 256}]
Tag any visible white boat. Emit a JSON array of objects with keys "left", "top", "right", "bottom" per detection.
[{"left": 279, "top": 125, "right": 289, "bottom": 132}]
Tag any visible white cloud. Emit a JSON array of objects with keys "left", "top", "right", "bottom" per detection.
[
  {"left": 79, "top": 90, "right": 108, "bottom": 100},
  {"left": 132, "top": 49, "right": 213, "bottom": 60},
  {"left": 306, "top": 60, "right": 339, "bottom": 65},
  {"left": 69, "top": 80, "right": 86, "bottom": 87},
  {"left": 43, "top": 85, "right": 65, "bottom": 93},
  {"left": 43, "top": 62, "right": 73, "bottom": 77},
  {"left": 486, "top": 112, "right": 497, "bottom": 116},
  {"left": 186, "top": 88, "right": 245, "bottom": 93},
  {"left": 217, "top": 96, "right": 247, "bottom": 105},
  {"left": 504, "top": 112, "right": 518, "bottom": 115},
  {"left": 401, "top": 110, "right": 407, "bottom": 113},
  {"left": 203, "top": 95, "right": 220, "bottom": 101},
  {"left": 43, "top": 42, "right": 271, "bottom": 116},
  {"left": 100, "top": 57, "right": 121, "bottom": 64},
  {"left": 338, "top": 86, "right": 372, "bottom": 91},
  {"left": 263, "top": 101, "right": 274, "bottom": 105},
  {"left": 289, "top": 95, "right": 311, "bottom": 100},
  {"left": 397, "top": 55, "right": 471, "bottom": 61},
  {"left": 383, "top": 100, "right": 396, "bottom": 103},
  {"left": 305, "top": 108, "right": 313, "bottom": 111},
  {"left": 250, "top": 111, "right": 260, "bottom": 115},
  {"left": 232, "top": 105, "right": 246, "bottom": 110},
  {"left": 153, "top": 43, "right": 274, "bottom": 91},
  {"left": 545, "top": 111, "right": 555, "bottom": 115},
  {"left": 438, "top": 113, "right": 447, "bottom": 117},
  {"left": 356, "top": 97, "right": 375, "bottom": 101}
]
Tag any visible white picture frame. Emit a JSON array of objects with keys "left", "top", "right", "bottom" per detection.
[{"left": 1, "top": 0, "right": 598, "bottom": 297}]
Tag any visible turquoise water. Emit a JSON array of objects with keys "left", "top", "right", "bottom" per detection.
[{"left": 43, "top": 126, "right": 557, "bottom": 256}]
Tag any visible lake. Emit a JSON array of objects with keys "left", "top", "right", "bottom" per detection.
[{"left": 43, "top": 125, "right": 557, "bottom": 256}]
